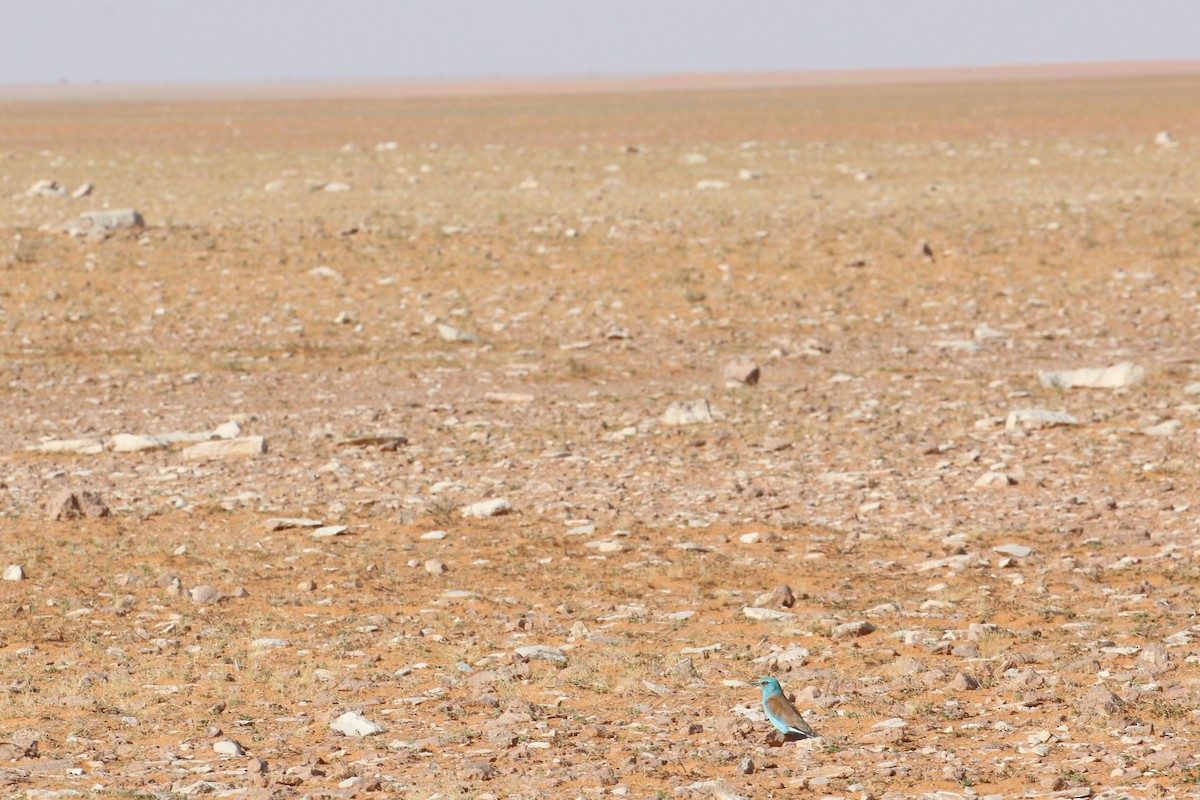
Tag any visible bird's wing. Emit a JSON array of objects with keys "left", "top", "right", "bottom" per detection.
[{"left": 765, "top": 694, "right": 817, "bottom": 736}]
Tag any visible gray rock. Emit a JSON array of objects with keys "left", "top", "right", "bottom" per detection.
[
  {"left": 1038, "top": 362, "right": 1144, "bottom": 389},
  {"left": 662, "top": 399, "right": 714, "bottom": 426}
]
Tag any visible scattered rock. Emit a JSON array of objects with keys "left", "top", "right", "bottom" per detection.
[
  {"left": 1038, "top": 362, "right": 1144, "bottom": 390},
  {"left": 1142, "top": 420, "right": 1181, "bottom": 437},
  {"left": 263, "top": 518, "right": 324, "bottom": 531},
  {"left": 46, "top": 489, "right": 110, "bottom": 520},
  {"left": 311, "top": 525, "right": 348, "bottom": 538},
  {"left": 1155, "top": 130, "right": 1178, "bottom": 149},
  {"left": 3, "top": 565, "right": 25, "bottom": 581},
  {"left": 336, "top": 433, "right": 407, "bottom": 450},
  {"left": 696, "top": 179, "right": 730, "bottom": 190},
  {"left": 993, "top": 543, "right": 1033, "bottom": 558},
  {"left": 742, "top": 607, "right": 797, "bottom": 622},
  {"left": 71, "top": 182, "right": 93, "bottom": 199},
  {"left": 424, "top": 559, "right": 448, "bottom": 574},
  {"left": 753, "top": 584, "right": 795, "bottom": 609},
  {"left": 28, "top": 438, "right": 104, "bottom": 455}
]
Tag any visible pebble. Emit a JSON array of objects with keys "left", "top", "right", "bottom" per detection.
[
  {"left": 1142, "top": 420, "right": 1181, "bottom": 437},
  {"left": 330, "top": 711, "right": 385, "bottom": 737},
  {"left": 27, "top": 179, "right": 68, "bottom": 197},
  {"left": 424, "top": 559, "right": 448, "bottom": 574},
  {"left": 742, "top": 606, "right": 797, "bottom": 621},
  {"left": 108, "top": 433, "right": 168, "bottom": 453},
  {"left": 420, "top": 530, "right": 447, "bottom": 540},
  {"left": 67, "top": 208, "right": 144, "bottom": 235},
  {"left": 28, "top": 438, "right": 104, "bottom": 455},
  {"left": 250, "top": 638, "right": 290, "bottom": 650},
  {"left": 3, "top": 565, "right": 25, "bottom": 581},
  {"left": 461, "top": 498, "right": 512, "bottom": 518},
  {"left": 1038, "top": 361, "right": 1144, "bottom": 389},
  {"left": 311, "top": 525, "right": 349, "bottom": 538},
  {"left": 263, "top": 518, "right": 324, "bottom": 531}
]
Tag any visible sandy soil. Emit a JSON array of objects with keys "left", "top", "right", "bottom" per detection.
[{"left": 1, "top": 65, "right": 1200, "bottom": 799}]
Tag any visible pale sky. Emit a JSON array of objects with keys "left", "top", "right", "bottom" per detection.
[{"left": 4, "top": 0, "right": 1199, "bottom": 84}]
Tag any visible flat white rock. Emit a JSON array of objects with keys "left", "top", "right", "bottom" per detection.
[
  {"left": 461, "top": 498, "right": 511, "bottom": 518},
  {"left": 264, "top": 518, "right": 324, "bottom": 531},
  {"left": 330, "top": 711, "right": 385, "bottom": 737},
  {"left": 437, "top": 323, "right": 481, "bottom": 343},
  {"left": 250, "top": 637, "right": 290, "bottom": 649},
  {"left": 3, "top": 565, "right": 25, "bottom": 581},
  {"left": 993, "top": 544, "right": 1033, "bottom": 558},
  {"left": 311, "top": 525, "right": 349, "bottom": 538},
  {"left": 1142, "top": 420, "right": 1181, "bottom": 437}
]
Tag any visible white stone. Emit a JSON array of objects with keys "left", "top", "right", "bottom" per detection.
[
  {"left": 420, "top": 530, "right": 447, "bottom": 540},
  {"left": 71, "top": 208, "right": 144, "bottom": 234},
  {"left": 1005, "top": 409, "right": 1078, "bottom": 431},
  {"left": 3, "top": 565, "right": 25, "bottom": 581},
  {"left": 1184, "top": 382, "right": 1200, "bottom": 395},
  {"left": 330, "top": 711, "right": 385, "bottom": 737},
  {"left": 461, "top": 498, "right": 511, "bottom": 518},
  {"left": 322, "top": 181, "right": 352, "bottom": 192},
  {"left": 424, "top": 559, "right": 448, "bottom": 574},
  {"left": 1155, "top": 130, "right": 1178, "bottom": 149},
  {"left": 993, "top": 544, "right": 1033, "bottom": 558},
  {"left": 308, "top": 266, "right": 343, "bottom": 280},
  {"left": 514, "top": 645, "right": 568, "bottom": 664},
  {"left": 483, "top": 392, "right": 534, "bottom": 404},
  {"left": 662, "top": 399, "right": 714, "bottom": 426},
  {"left": 585, "top": 539, "right": 630, "bottom": 553},
  {"left": 1038, "top": 362, "right": 1144, "bottom": 389},
  {"left": 973, "top": 324, "right": 1006, "bottom": 340},
  {"left": 311, "top": 525, "right": 349, "bottom": 538},
  {"left": 182, "top": 436, "right": 266, "bottom": 460},
  {"left": 722, "top": 359, "right": 760, "bottom": 387},
  {"left": 71, "top": 182, "right": 93, "bottom": 199},
  {"left": 696, "top": 179, "right": 730, "bottom": 190},
  {"left": 109, "top": 433, "right": 168, "bottom": 453}
]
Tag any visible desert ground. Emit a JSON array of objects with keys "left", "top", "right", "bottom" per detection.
[{"left": 3, "top": 65, "right": 1200, "bottom": 799}]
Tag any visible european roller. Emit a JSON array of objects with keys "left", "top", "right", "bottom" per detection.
[{"left": 758, "top": 677, "right": 819, "bottom": 738}]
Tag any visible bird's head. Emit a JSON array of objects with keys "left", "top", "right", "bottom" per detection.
[{"left": 757, "top": 676, "right": 782, "bottom": 690}]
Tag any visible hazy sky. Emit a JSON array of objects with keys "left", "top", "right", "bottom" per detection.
[{"left": 4, "top": 0, "right": 1200, "bottom": 84}]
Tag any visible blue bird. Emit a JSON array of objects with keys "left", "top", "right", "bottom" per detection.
[{"left": 758, "top": 677, "right": 819, "bottom": 738}]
